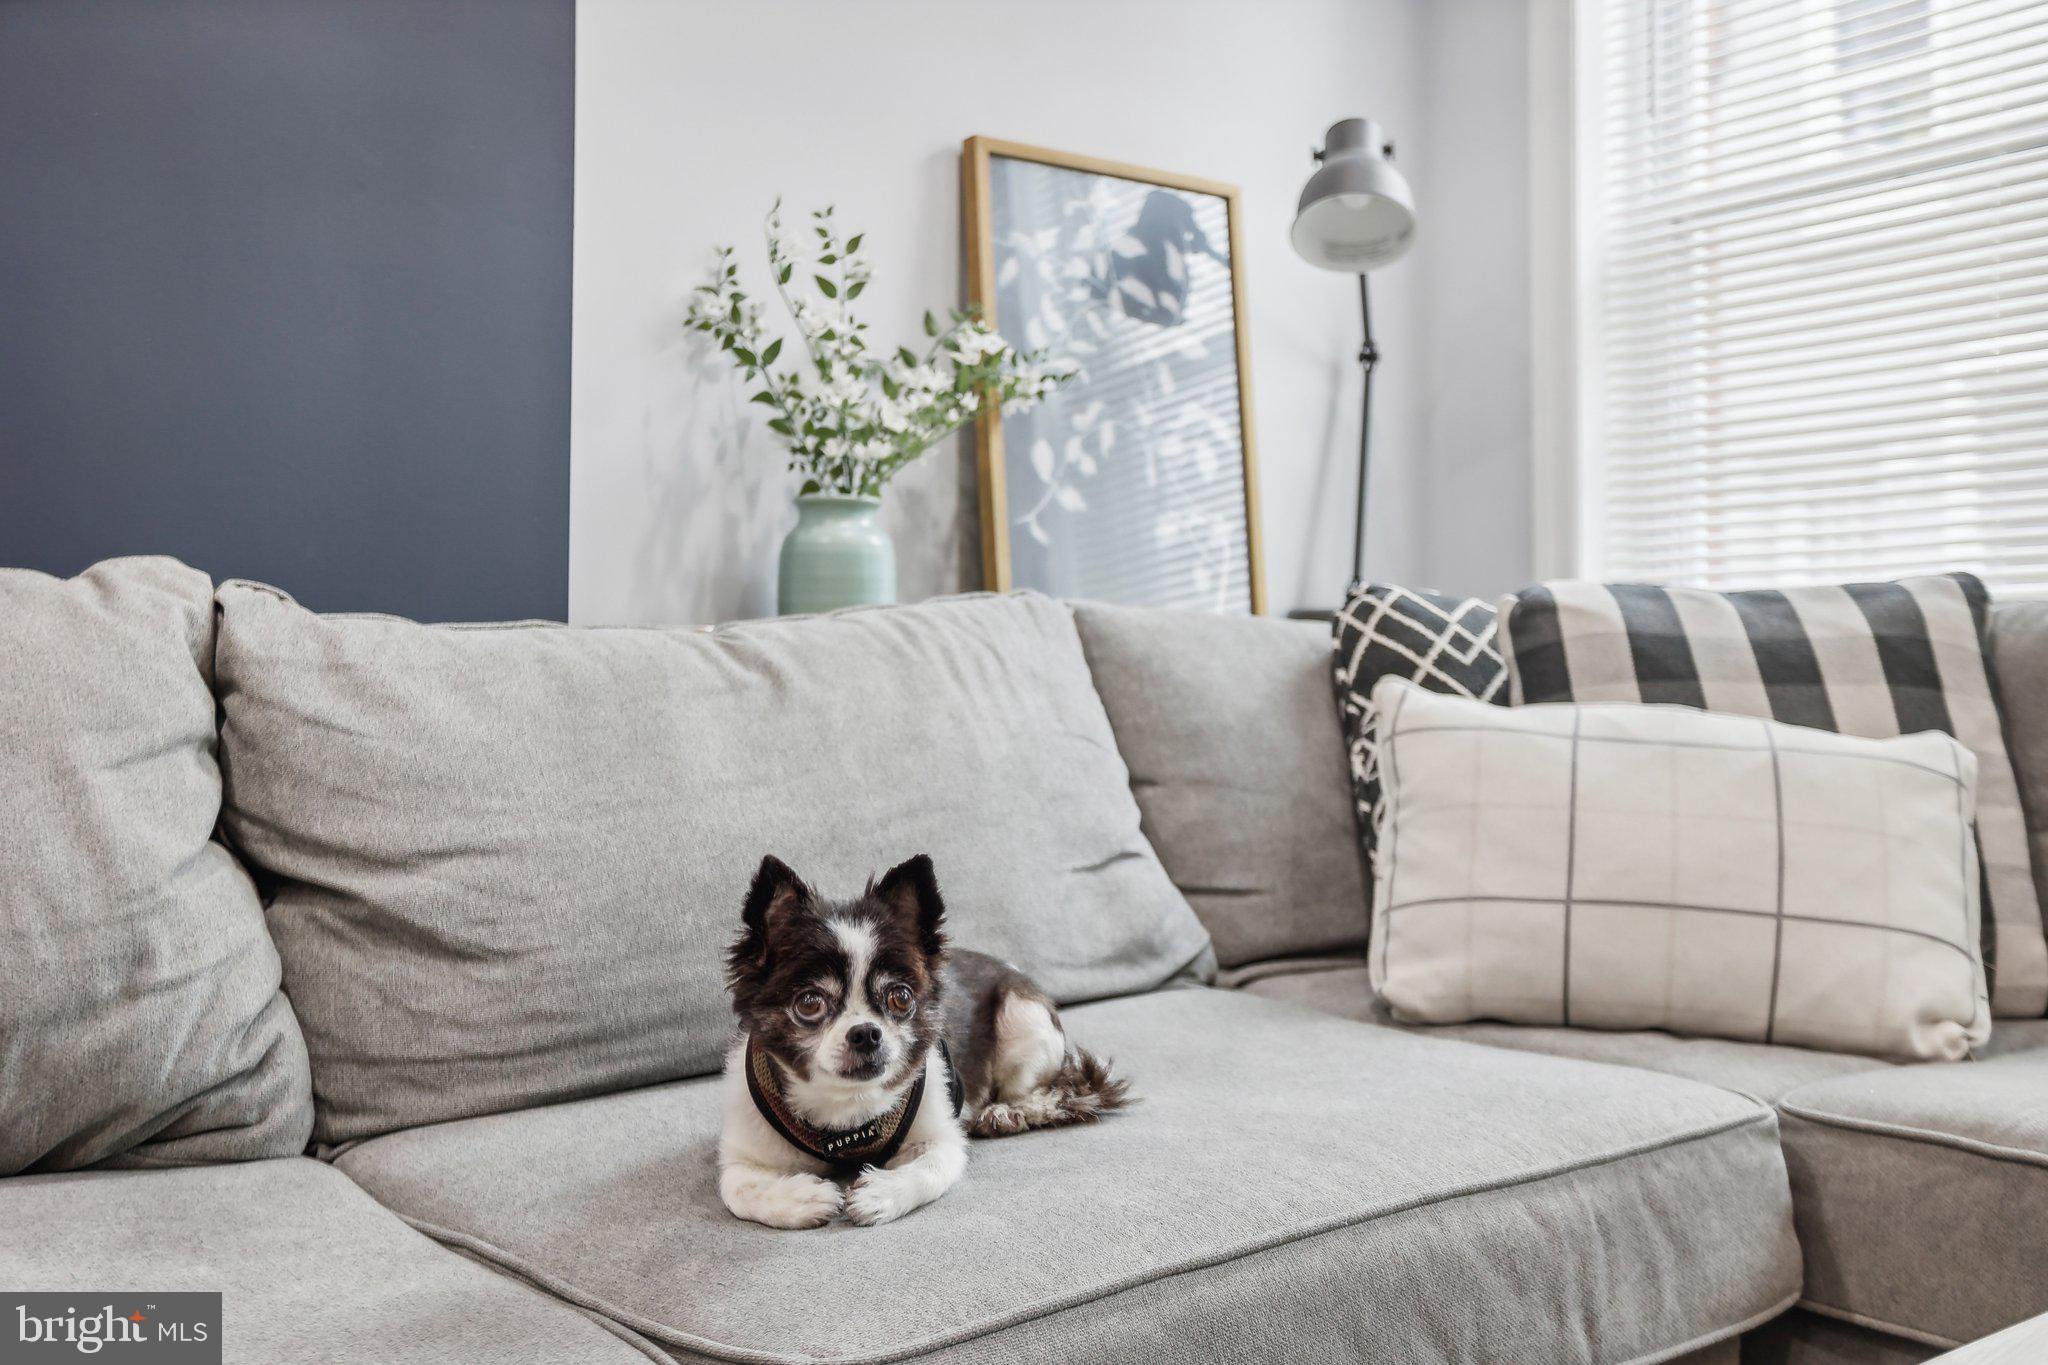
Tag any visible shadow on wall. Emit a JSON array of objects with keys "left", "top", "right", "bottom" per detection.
[
  {"left": 630, "top": 304, "right": 785, "bottom": 623},
  {"left": 634, "top": 259, "right": 1362, "bottom": 622},
  {"left": 625, "top": 146, "right": 972, "bottom": 623},
  {"left": 632, "top": 328, "right": 972, "bottom": 623},
  {"left": 1295, "top": 352, "right": 1353, "bottom": 608}
]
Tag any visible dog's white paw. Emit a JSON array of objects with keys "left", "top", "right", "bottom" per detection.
[
  {"left": 844, "top": 1168, "right": 920, "bottom": 1226},
  {"left": 747, "top": 1173, "right": 843, "bottom": 1229}
]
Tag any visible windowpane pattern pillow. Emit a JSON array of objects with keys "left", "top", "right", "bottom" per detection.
[
  {"left": 1369, "top": 679, "right": 1990, "bottom": 1062},
  {"left": 1500, "top": 573, "right": 2048, "bottom": 1018},
  {"left": 1332, "top": 584, "right": 1506, "bottom": 868}
]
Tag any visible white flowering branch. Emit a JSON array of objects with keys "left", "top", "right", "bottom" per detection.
[{"left": 686, "top": 200, "right": 1075, "bottom": 498}]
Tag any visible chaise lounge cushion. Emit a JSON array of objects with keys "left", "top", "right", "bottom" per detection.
[
  {"left": 0, "top": 1158, "right": 664, "bottom": 1364},
  {"left": 213, "top": 584, "right": 1212, "bottom": 1145},
  {"left": 0, "top": 557, "right": 310, "bottom": 1173},
  {"left": 335, "top": 988, "right": 1800, "bottom": 1365},
  {"left": 1231, "top": 959, "right": 1892, "bottom": 1102},
  {"left": 1775, "top": 1021, "right": 2048, "bottom": 1349},
  {"left": 1072, "top": 603, "right": 1369, "bottom": 966}
]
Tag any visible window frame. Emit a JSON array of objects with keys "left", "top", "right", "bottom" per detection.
[{"left": 1528, "top": 0, "right": 1608, "bottom": 581}]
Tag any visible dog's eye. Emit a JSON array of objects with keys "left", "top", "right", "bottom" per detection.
[
  {"left": 792, "top": 991, "right": 830, "bottom": 1024},
  {"left": 883, "top": 983, "right": 915, "bottom": 1017}
]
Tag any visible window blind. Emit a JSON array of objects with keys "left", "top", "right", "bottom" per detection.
[{"left": 1591, "top": 0, "right": 2048, "bottom": 592}]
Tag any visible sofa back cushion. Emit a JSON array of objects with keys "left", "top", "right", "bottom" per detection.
[
  {"left": 214, "top": 584, "right": 1212, "bottom": 1144},
  {"left": 1991, "top": 599, "right": 2048, "bottom": 973},
  {"left": 0, "top": 558, "right": 312, "bottom": 1173},
  {"left": 1072, "top": 603, "right": 1368, "bottom": 967}
]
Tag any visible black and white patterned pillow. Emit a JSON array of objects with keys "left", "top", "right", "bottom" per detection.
[
  {"left": 1332, "top": 584, "right": 1507, "bottom": 866},
  {"left": 1500, "top": 572, "right": 2048, "bottom": 1018}
]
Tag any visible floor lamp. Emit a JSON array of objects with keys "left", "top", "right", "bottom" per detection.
[{"left": 1289, "top": 117, "right": 1416, "bottom": 616}]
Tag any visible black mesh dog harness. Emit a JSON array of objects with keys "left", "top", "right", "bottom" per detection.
[{"left": 745, "top": 1038, "right": 962, "bottom": 1171}]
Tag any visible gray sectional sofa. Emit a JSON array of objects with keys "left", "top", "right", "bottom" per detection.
[{"left": 4, "top": 558, "right": 2043, "bottom": 1365}]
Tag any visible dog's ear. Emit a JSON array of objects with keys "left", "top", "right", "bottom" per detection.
[
  {"left": 741, "top": 854, "right": 813, "bottom": 935},
  {"left": 874, "top": 854, "right": 947, "bottom": 960},
  {"left": 730, "top": 855, "right": 812, "bottom": 980}
]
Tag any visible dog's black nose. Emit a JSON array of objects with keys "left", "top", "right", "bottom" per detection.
[{"left": 847, "top": 1023, "right": 882, "bottom": 1054}]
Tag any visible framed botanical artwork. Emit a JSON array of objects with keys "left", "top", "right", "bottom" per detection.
[{"left": 962, "top": 137, "right": 1266, "bottom": 614}]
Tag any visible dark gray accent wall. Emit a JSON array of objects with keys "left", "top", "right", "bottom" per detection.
[{"left": 0, "top": 0, "right": 573, "bottom": 621}]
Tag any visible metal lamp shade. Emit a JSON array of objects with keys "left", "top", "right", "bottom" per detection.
[{"left": 1290, "top": 118, "right": 1415, "bottom": 273}]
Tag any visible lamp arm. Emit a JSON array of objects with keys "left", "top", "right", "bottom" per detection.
[{"left": 1350, "top": 274, "right": 1380, "bottom": 594}]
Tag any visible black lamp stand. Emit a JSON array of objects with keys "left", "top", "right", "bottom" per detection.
[{"left": 1349, "top": 272, "right": 1379, "bottom": 597}]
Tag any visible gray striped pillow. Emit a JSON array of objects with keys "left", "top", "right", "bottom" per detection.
[{"left": 1499, "top": 573, "right": 2047, "bottom": 1018}]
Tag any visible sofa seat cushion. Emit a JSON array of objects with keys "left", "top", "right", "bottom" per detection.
[
  {"left": 1232, "top": 960, "right": 1892, "bottom": 1102},
  {"left": 0, "top": 1158, "right": 662, "bottom": 1364},
  {"left": 1776, "top": 1023, "right": 2048, "bottom": 1349},
  {"left": 336, "top": 988, "right": 1798, "bottom": 1365}
]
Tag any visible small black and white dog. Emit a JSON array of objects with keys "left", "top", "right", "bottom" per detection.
[{"left": 718, "top": 853, "right": 1129, "bottom": 1228}]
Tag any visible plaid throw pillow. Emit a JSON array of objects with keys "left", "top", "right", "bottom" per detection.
[
  {"left": 1499, "top": 572, "right": 2048, "bottom": 1018},
  {"left": 1370, "top": 679, "right": 1990, "bottom": 1061},
  {"left": 1332, "top": 584, "right": 1507, "bottom": 868}
]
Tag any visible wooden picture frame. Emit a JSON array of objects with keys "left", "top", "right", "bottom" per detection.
[{"left": 962, "top": 137, "right": 1266, "bottom": 614}]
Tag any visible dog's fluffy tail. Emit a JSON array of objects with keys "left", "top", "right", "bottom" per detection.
[{"left": 969, "top": 1046, "right": 1134, "bottom": 1138}]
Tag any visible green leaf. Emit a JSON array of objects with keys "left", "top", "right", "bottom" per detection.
[
  {"left": 733, "top": 347, "right": 756, "bottom": 366},
  {"left": 846, "top": 282, "right": 865, "bottom": 299},
  {"left": 750, "top": 390, "right": 778, "bottom": 405},
  {"left": 778, "top": 264, "right": 793, "bottom": 285},
  {"left": 819, "top": 253, "right": 837, "bottom": 265},
  {"left": 800, "top": 478, "right": 821, "bottom": 495},
  {"left": 814, "top": 276, "right": 838, "bottom": 298},
  {"left": 768, "top": 417, "right": 795, "bottom": 436},
  {"left": 923, "top": 311, "right": 938, "bottom": 337},
  {"left": 761, "top": 337, "right": 783, "bottom": 366},
  {"left": 896, "top": 346, "right": 918, "bottom": 368},
  {"left": 846, "top": 233, "right": 864, "bottom": 253}
]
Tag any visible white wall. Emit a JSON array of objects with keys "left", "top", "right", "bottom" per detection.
[
  {"left": 1412, "top": 0, "right": 1537, "bottom": 603},
  {"left": 571, "top": 0, "right": 1434, "bottom": 624}
]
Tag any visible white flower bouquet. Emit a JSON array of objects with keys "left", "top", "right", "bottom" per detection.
[{"left": 686, "top": 201, "right": 1074, "bottom": 498}]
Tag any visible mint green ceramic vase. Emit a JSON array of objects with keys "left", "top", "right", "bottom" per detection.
[{"left": 777, "top": 494, "right": 896, "bottom": 616}]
